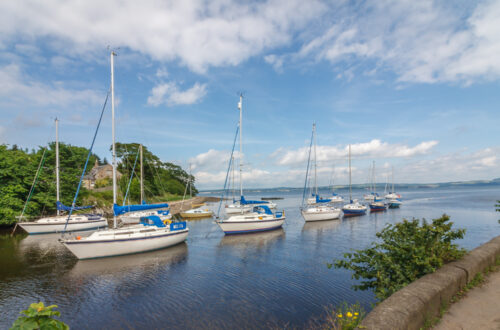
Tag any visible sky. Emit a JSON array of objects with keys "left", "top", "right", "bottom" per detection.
[{"left": 0, "top": 0, "right": 499, "bottom": 189}]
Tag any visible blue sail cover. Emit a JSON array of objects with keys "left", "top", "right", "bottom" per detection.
[
  {"left": 113, "top": 202, "right": 169, "bottom": 216},
  {"left": 315, "top": 195, "right": 331, "bottom": 203},
  {"left": 240, "top": 196, "right": 269, "bottom": 205},
  {"left": 56, "top": 201, "right": 93, "bottom": 211},
  {"left": 253, "top": 205, "right": 273, "bottom": 215}
]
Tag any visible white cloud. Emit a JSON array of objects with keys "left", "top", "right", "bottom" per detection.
[
  {"left": 275, "top": 139, "right": 438, "bottom": 167},
  {"left": 0, "top": 0, "right": 325, "bottom": 73},
  {"left": 290, "top": 0, "right": 500, "bottom": 84},
  {"left": 0, "top": 64, "right": 102, "bottom": 108},
  {"left": 147, "top": 82, "right": 207, "bottom": 106}
]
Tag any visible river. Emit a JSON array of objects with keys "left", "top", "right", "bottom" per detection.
[{"left": 1, "top": 185, "right": 499, "bottom": 329}]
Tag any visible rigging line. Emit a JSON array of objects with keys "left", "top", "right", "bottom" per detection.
[
  {"left": 301, "top": 125, "right": 315, "bottom": 208},
  {"left": 122, "top": 147, "right": 140, "bottom": 206},
  {"left": 62, "top": 91, "right": 110, "bottom": 235},
  {"left": 11, "top": 147, "right": 48, "bottom": 236},
  {"left": 216, "top": 124, "right": 239, "bottom": 219}
]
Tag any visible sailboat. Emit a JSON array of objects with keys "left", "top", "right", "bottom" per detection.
[
  {"left": 120, "top": 144, "right": 171, "bottom": 224},
  {"left": 342, "top": 144, "right": 367, "bottom": 217},
  {"left": 180, "top": 165, "right": 213, "bottom": 218},
  {"left": 368, "top": 161, "right": 387, "bottom": 212},
  {"left": 363, "top": 161, "right": 379, "bottom": 202},
  {"left": 301, "top": 123, "right": 341, "bottom": 221},
  {"left": 61, "top": 51, "right": 188, "bottom": 259},
  {"left": 385, "top": 166, "right": 402, "bottom": 208},
  {"left": 18, "top": 118, "right": 108, "bottom": 234},
  {"left": 216, "top": 96, "right": 285, "bottom": 234}
]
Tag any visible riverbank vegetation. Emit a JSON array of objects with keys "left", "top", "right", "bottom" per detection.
[
  {"left": 0, "top": 143, "right": 195, "bottom": 225},
  {"left": 10, "top": 302, "right": 68, "bottom": 330},
  {"left": 330, "top": 215, "right": 466, "bottom": 301}
]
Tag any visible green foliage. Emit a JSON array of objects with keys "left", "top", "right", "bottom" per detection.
[
  {"left": 10, "top": 302, "right": 68, "bottom": 330},
  {"left": 0, "top": 143, "right": 98, "bottom": 225},
  {"left": 94, "top": 178, "right": 111, "bottom": 188},
  {"left": 496, "top": 200, "right": 499, "bottom": 223},
  {"left": 331, "top": 215, "right": 466, "bottom": 301},
  {"left": 115, "top": 143, "right": 196, "bottom": 203},
  {"left": 323, "top": 302, "right": 365, "bottom": 330}
]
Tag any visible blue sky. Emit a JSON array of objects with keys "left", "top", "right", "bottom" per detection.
[{"left": 1, "top": 0, "right": 499, "bottom": 189}]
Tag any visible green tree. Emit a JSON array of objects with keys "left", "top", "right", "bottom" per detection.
[
  {"left": 115, "top": 142, "right": 196, "bottom": 203},
  {"left": 0, "top": 143, "right": 99, "bottom": 225},
  {"left": 331, "top": 215, "right": 466, "bottom": 301}
]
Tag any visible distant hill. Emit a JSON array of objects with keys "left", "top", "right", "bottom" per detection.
[{"left": 200, "top": 178, "right": 500, "bottom": 193}]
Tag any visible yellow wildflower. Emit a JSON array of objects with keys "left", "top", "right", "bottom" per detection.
[
  {"left": 347, "top": 312, "right": 353, "bottom": 318},
  {"left": 337, "top": 314, "right": 342, "bottom": 318},
  {"left": 353, "top": 316, "right": 357, "bottom": 320},
  {"left": 354, "top": 312, "right": 359, "bottom": 316},
  {"left": 37, "top": 307, "right": 43, "bottom": 312}
]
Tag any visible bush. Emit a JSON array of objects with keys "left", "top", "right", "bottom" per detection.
[
  {"left": 10, "top": 302, "right": 68, "bottom": 330},
  {"left": 331, "top": 214, "right": 466, "bottom": 300}
]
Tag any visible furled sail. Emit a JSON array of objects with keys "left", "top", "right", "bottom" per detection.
[{"left": 113, "top": 202, "right": 169, "bottom": 216}]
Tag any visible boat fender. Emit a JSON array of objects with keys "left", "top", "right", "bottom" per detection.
[
  {"left": 258, "top": 216, "right": 263, "bottom": 220},
  {"left": 163, "top": 219, "right": 172, "bottom": 225},
  {"left": 76, "top": 236, "right": 81, "bottom": 240}
]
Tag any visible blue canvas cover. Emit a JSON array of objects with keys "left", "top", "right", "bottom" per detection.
[
  {"left": 56, "top": 201, "right": 93, "bottom": 211},
  {"left": 253, "top": 205, "right": 273, "bottom": 215},
  {"left": 140, "top": 215, "right": 166, "bottom": 227},
  {"left": 315, "top": 195, "right": 331, "bottom": 203},
  {"left": 170, "top": 221, "right": 187, "bottom": 231},
  {"left": 113, "top": 202, "right": 169, "bottom": 216},
  {"left": 240, "top": 196, "right": 269, "bottom": 205}
]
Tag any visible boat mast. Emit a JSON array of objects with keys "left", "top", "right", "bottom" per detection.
[
  {"left": 373, "top": 161, "right": 376, "bottom": 194},
  {"left": 349, "top": 144, "right": 352, "bottom": 202},
  {"left": 111, "top": 51, "right": 117, "bottom": 229},
  {"left": 392, "top": 166, "right": 394, "bottom": 193},
  {"left": 140, "top": 144, "right": 144, "bottom": 203},
  {"left": 238, "top": 95, "right": 243, "bottom": 199},
  {"left": 231, "top": 154, "right": 235, "bottom": 202},
  {"left": 55, "top": 118, "right": 60, "bottom": 216},
  {"left": 313, "top": 123, "right": 317, "bottom": 197}
]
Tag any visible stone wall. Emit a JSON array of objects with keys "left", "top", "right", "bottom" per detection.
[{"left": 359, "top": 235, "right": 500, "bottom": 330}]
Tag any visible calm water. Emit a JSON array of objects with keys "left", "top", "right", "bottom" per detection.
[{"left": 1, "top": 186, "right": 499, "bottom": 329}]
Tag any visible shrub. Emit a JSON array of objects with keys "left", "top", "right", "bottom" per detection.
[
  {"left": 331, "top": 214, "right": 466, "bottom": 300},
  {"left": 10, "top": 302, "right": 68, "bottom": 330}
]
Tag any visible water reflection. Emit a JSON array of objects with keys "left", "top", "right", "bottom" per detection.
[
  {"left": 302, "top": 219, "right": 341, "bottom": 233},
  {"left": 219, "top": 228, "right": 285, "bottom": 249},
  {"left": 69, "top": 242, "right": 188, "bottom": 279}
]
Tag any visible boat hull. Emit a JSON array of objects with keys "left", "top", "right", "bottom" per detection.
[
  {"left": 180, "top": 212, "right": 213, "bottom": 218},
  {"left": 18, "top": 219, "right": 108, "bottom": 235},
  {"left": 301, "top": 209, "right": 341, "bottom": 221},
  {"left": 216, "top": 218, "right": 284, "bottom": 234},
  {"left": 342, "top": 209, "right": 367, "bottom": 217},
  {"left": 369, "top": 205, "right": 387, "bottom": 212},
  {"left": 62, "top": 229, "right": 189, "bottom": 259},
  {"left": 225, "top": 206, "right": 252, "bottom": 214}
]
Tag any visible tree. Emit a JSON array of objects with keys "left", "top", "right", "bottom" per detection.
[
  {"left": 114, "top": 142, "right": 196, "bottom": 203},
  {"left": 0, "top": 143, "right": 99, "bottom": 225},
  {"left": 331, "top": 215, "right": 466, "bottom": 301}
]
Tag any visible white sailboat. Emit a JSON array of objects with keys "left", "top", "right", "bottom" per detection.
[
  {"left": 62, "top": 51, "right": 188, "bottom": 259},
  {"left": 216, "top": 95, "right": 285, "bottom": 234},
  {"left": 301, "top": 123, "right": 341, "bottom": 222},
  {"left": 385, "top": 166, "right": 402, "bottom": 208},
  {"left": 179, "top": 164, "right": 213, "bottom": 218},
  {"left": 120, "top": 144, "right": 171, "bottom": 224},
  {"left": 18, "top": 118, "right": 108, "bottom": 235},
  {"left": 342, "top": 144, "right": 367, "bottom": 217},
  {"left": 368, "top": 161, "right": 387, "bottom": 212}
]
